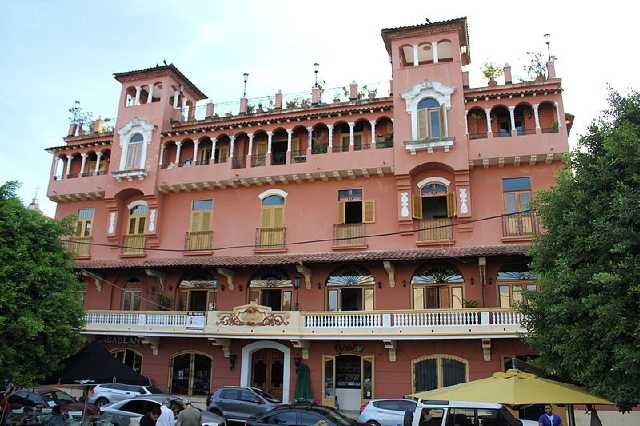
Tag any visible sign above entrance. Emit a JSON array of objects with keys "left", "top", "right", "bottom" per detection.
[
  {"left": 335, "top": 342, "right": 365, "bottom": 354},
  {"left": 98, "top": 336, "right": 142, "bottom": 345}
]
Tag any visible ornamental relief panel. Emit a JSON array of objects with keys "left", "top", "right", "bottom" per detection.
[{"left": 216, "top": 302, "right": 290, "bottom": 327}]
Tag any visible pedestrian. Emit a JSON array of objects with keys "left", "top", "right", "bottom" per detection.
[
  {"left": 538, "top": 404, "right": 562, "bottom": 426},
  {"left": 155, "top": 400, "right": 176, "bottom": 426},
  {"left": 585, "top": 405, "right": 602, "bottom": 426},
  {"left": 46, "top": 406, "right": 64, "bottom": 426},
  {"left": 175, "top": 401, "right": 201, "bottom": 426},
  {"left": 140, "top": 406, "right": 162, "bottom": 426}
]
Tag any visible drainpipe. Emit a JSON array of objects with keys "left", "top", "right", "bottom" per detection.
[{"left": 478, "top": 257, "right": 487, "bottom": 307}]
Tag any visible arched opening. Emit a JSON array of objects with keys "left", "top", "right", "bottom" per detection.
[
  {"left": 151, "top": 82, "right": 162, "bottom": 103},
  {"left": 413, "top": 178, "right": 456, "bottom": 242},
  {"left": 311, "top": 123, "right": 329, "bottom": 155},
  {"left": 139, "top": 85, "right": 150, "bottom": 104},
  {"left": 111, "top": 349, "right": 143, "bottom": 374},
  {"left": 326, "top": 266, "right": 375, "bottom": 312},
  {"left": 332, "top": 121, "right": 350, "bottom": 153},
  {"left": 417, "top": 98, "right": 444, "bottom": 139},
  {"left": 497, "top": 261, "right": 537, "bottom": 308},
  {"left": 232, "top": 132, "right": 249, "bottom": 169},
  {"left": 82, "top": 152, "right": 98, "bottom": 177},
  {"left": 412, "top": 354, "right": 468, "bottom": 392},
  {"left": 124, "top": 133, "right": 144, "bottom": 170},
  {"left": 271, "top": 129, "right": 287, "bottom": 166},
  {"left": 417, "top": 42, "right": 434, "bottom": 64},
  {"left": 196, "top": 137, "right": 213, "bottom": 166},
  {"left": 288, "top": 126, "right": 307, "bottom": 162},
  {"left": 125, "top": 86, "right": 136, "bottom": 107},
  {"left": 54, "top": 156, "right": 66, "bottom": 180},
  {"left": 411, "top": 262, "right": 464, "bottom": 309},
  {"left": 161, "top": 141, "right": 177, "bottom": 168},
  {"left": 353, "top": 119, "right": 371, "bottom": 151},
  {"left": 123, "top": 203, "right": 148, "bottom": 254},
  {"left": 121, "top": 277, "right": 142, "bottom": 310},
  {"left": 241, "top": 341, "right": 291, "bottom": 403},
  {"left": 215, "top": 134, "right": 231, "bottom": 164},
  {"left": 247, "top": 268, "right": 292, "bottom": 311},
  {"left": 437, "top": 39, "right": 454, "bottom": 62},
  {"left": 67, "top": 153, "right": 82, "bottom": 178},
  {"left": 539, "top": 101, "right": 559, "bottom": 133},
  {"left": 400, "top": 44, "right": 414, "bottom": 66},
  {"left": 98, "top": 149, "right": 110, "bottom": 175},
  {"left": 251, "top": 131, "right": 268, "bottom": 167},
  {"left": 177, "top": 271, "right": 218, "bottom": 311},
  {"left": 375, "top": 117, "right": 393, "bottom": 148},
  {"left": 170, "top": 352, "right": 212, "bottom": 396},
  {"left": 514, "top": 103, "right": 536, "bottom": 135},
  {"left": 467, "top": 107, "right": 488, "bottom": 139},
  {"left": 178, "top": 139, "right": 195, "bottom": 167},
  {"left": 490, "top": 106, "right": 511, "bottom": 137}
]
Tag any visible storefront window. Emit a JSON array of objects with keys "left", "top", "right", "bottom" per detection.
[
  {"left": 413, "top": 355, "right": 467, "bottom": 392},
  {"left": 170, "top": 353, "right": 212, "bottom": 396}
]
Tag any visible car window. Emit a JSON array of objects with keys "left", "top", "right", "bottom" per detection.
[
  {"left": 446, "top": 408, "right": 475, "bottom": 426},
  {"left": 298, "top": 411, "right": 326, "bottom": 426},
  {"left": 315, "top": 408, "right": 352, "bottom": 426},
  {"left": 54, "top": 391, "right": 76, "bottom": 403},
  {"left": 264, "top": 411, "right": 297, "bottom": 425},
  {"left": 240, "top": 390, "right": 261, "bottom": 403},
  {"left": 251, "top": 388, "right": 280, "bottom": 403},
  {"left": 147, "top": 386, "right": 164, "bottom": 394},
  {"left": 476, "top": 409, "right": 501, "bottom": 426},
  {"left": 219, "top": 389, "right": 241, "bottom": 400},
  {"left": 374, "top": 400, "right": 417, "bottom": 412},
  {"left": 99, "top": 384, "right": 117, "bottom": 390},
  {"left": 120, "top": 400, "right": 151, "bottom": 415},
  {"left": 419, "top": 408, "right": 445, "bottom": 426}
]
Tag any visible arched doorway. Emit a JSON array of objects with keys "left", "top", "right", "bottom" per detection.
[
  {"left": 169, "top": 352, "right": 212, "bottom": 396},
  {"left": 241, "top": 341, "right": 291, "bottom": 403}
]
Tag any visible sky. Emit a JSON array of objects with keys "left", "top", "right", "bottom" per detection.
[{"left": 0, "top": 0, "right": 637, "bottom": 217}]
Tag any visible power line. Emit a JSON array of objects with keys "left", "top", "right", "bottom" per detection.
[{"left": 66, "top": 210, "right": 533, "bottom": 254}]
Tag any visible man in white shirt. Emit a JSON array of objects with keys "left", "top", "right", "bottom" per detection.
[{"left": 156, "top": 401, "right": 176, "bottom": 426}]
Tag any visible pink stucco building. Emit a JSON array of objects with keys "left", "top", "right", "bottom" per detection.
[{"left": 46, "top": 17, "right": 571, "bottom": 411}]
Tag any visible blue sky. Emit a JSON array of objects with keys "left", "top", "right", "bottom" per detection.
[{"left": 1, "top": 0, "right": 636, "bottom": 216}]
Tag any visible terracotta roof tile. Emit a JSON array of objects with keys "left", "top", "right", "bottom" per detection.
[
  {"left": 75, "top": 244, "right": 530, "bottom": 271},
  {"left": 114, "top": 64, "right": 206, "bottom": 100}
]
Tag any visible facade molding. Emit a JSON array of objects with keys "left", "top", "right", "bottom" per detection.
[
  {"left": 257, "top": 188, "right": 288, "bottom": 200},
  {"left": 240, "top": 340, "right": 291, "bottom": 403},
  {"left": 117, "top": 117, "right": 155, "bottom": 171},
  {"left": 416, "top": 176, "right": 451, "bottom": 189}
]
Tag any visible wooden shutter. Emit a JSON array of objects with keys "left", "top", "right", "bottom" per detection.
[
  {"left": 291, "top": 138, "right": 300, "bottom": 152},
  {"left": 190, "top": 211, "right": 201, "bottom": 232},
  {"left": 413, "top": 287, "right": 425, "bottom": 310},
  {"left": 439, "top": 286, "right": 450, "bottom": 308},
  {"left": 281, "top": 291, "right": 292, "bottom": 311},
  {"left": 337, "top": 201, "right": 346, "bottom": 224},
  {"left": 418, "top": 109, "right": 427, "bottom": 139},
  {"left": 412, "top": 194, "right": 423, "bottom": 219},
  {"left": 199, "top": 210, "right": 211, "bottom": 231},
  {"left": 259, "top": 207, "right": 272, "bottom": 229},
  {"left": 447, "top": 191, "right": 457, "bottom": 218},
  {"left": 363, "top": 200, "right": 376, "bottom": 224},
  {"left": 364, "top": 288, "right": 374, "bottom": 311},
  {"left": 440, "top": 106, "right": 446, "bottom": 137},
  {"left": 272, "top": 206, "right": 285, "bottom": 228}
]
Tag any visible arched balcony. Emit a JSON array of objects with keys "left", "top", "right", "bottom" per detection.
[
  {"left": 466, "top": 107, "right": 488, "bottom": 139},
  {"left": 514, "top": 103, "right": 536, "bottom": 135},
  {"left": 289, "top": 126, "right": 308, "bottom": 163},
  {"left": 353, "top": 119, "right": 372, "bottom": 151},
  {"left": 539, "top": 101, "right": 560, "bottom": 133},
  {"left": 178, "top": 139, "right": 195, "bottom": 167},
  {"left": 250, "top": 131, "right": 268, "bottom": 167},
  {"left": 332, "top": 122, "right": 350, "bottom": 153},
  {"left": 196, "top": 137, "right": 213, "bottom": 166},
  {"left": 311, "top": 123, "right": 330, "bottom": 155},
  {"left": 490, "top": 106, "right": 511, "bottom": 137},
  {"left": 374, "top": 116, "right": 394, "bottom": 148},
  {"left": 271, "top": 129, "right": 288, "bottom": 166},
  {"left": 232, "top": 132, "right": 249, "bottom": 169},
  {"left": 437, "top": 39, "right": 454, "bottom": 62},
  {"left": 215, "top": 135, "right": 231, "bottom": 164}
]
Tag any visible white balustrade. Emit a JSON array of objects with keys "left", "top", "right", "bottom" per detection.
[
  {"left": 304, "top": 312, "right": 383, "bottom": 328},
  {"left": 85, "top": 311, "right": 206, "bottom": 329}
]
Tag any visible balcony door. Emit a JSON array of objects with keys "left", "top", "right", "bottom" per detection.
[
  {"left": 259, "top": 195, "right": 285, "bottom": 247},
  {"left": 412, "top": 263, "right": 464, "bottom": 310},
  {"left": 413, "top": 182, "right": 455, "bottom": 241},
  {"left": 125, "top": 204, "right": 147, "bottom": 254}
]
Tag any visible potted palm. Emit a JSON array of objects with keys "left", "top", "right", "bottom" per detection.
[{"left": 481, "top": 62, "right": 503, "bottom": 87}]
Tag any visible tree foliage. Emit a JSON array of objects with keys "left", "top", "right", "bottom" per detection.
[
  {"left": 0, "top": 181, "right": 84, "bottom": 385},
  {"left": 521, "top": 90, "right": 640, "bottom": 410}
]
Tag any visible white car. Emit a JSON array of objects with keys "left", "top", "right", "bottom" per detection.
[{"left": 405, "top": 399, "right": 538, "bottom": 426}]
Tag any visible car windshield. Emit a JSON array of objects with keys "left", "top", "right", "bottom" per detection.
[
  {"left": 318, "top": 408, "right": 354, "bottom": 426},
  {"left": 54, "top": 391, "right": 76, "bottom": 403},
  {"left": 147, "top": 386, "right": 165, "bottom": 394},
  {"left": 499, "top": 408, "right": 522, "bottom": 425},
  {"left": 250, "top": 388, "right": 279, "bottom": 403}
]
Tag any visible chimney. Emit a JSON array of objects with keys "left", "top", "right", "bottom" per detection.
[
  {"left": 503, "top": 63, "right": 512, "bottom": 85},
  {"left": 546, "top": 61, "right": 556, "bottom": 79},
  {"left": 311, "top": 86, "right": 321, "bottom": 104},
  {"left": 206, "top": 102, "right": 215, "bottom": 118},
  {"left": 462, "top": 71, "right": 470, "bottom": 88},
  {"left": 93, "top": 117, "right": 105, "bottom": 133},
  {"left": 67, "top": 122, "right": 77, "bottom": 137},
  {"left": 240, "top": 97, "right": 248, "bottom": 114},
  {"left": 349, "top": 81, "right": 358, "bottom": 100},
  {"left": 275, "top": 90, "right": 283, "bottom": 109}
]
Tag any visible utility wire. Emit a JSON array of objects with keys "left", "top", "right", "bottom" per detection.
[{"left": 66, "top": 210, "right": 533, "bottom": 254}]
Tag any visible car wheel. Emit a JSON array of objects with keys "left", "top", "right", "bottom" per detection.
[
  {"left": 367, "top": 421, "right": 380, "bottom": 426},
  {"left": 95, "top": 397, "right": 109, "bottom": 407}
]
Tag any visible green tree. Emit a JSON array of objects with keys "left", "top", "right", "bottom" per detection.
[
  {"left": 0, "top": 181, "right": 84, "bottom": 385},
  {"left": 521, "top": 90, "right": 640, "bottom": 410}
]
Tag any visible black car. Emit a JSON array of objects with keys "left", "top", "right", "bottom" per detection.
[{"left": 247, "top": 404, "right": 362, "bottom": 426}]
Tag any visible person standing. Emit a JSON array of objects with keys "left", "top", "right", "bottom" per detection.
[
  {"left": 47, "top": 406, "right": 65, "bottom": 426},
  {"left": 538, "top": 404, "right": 562, "bottom": 426},
  {"left": 175, "top": 402, "right": 201, "bottom": 426},
  {"left": 140, "top": 406, "right": 162, "bottom": 426},
  {"left": 156, "top": 401, "right": 176, "bottom": 426}
]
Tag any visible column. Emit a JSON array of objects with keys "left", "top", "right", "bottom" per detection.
[
  {"left": 327, "top": 124, "right": 334, "bottom": 150},
  {"left": 248, "top": 133, "right": 254, "bottom": 164},
  {"left": 158, "top": 143, "right": 165, "bottom": 166},
  {"left": 432, "top": 41, "right": 439, "bottom": 64},
  {"left": 306, "top": 126, "right": 313, "bottom": 154},
  {"left": 369, "top": 120, "right": 376, "bottom": 146},
  {"left": 348, "top": 122, "right": 355, "bottom": 149},
  {"left": 229, "top": 136, "right": 236, "bottom": 163},
  {"left": 134, "top": 86, "right": 141, "bottom": 105},
  {"left": 65, "top": 155, "right": 73, "bottom": 177},
  {"left": 464, "top": 110, "right": 469, "bottom": 135},
  {"left": 484, "top": 108, "right": 493, "bottom": 137},
  {"left": 210, "top": 137, "right": 217, "bottom": 163},
  {"left": 286, "top": 129, "right": 292, "bottom": 164},
  {"left": 95, "top": 152, "right": 103, "bottom": 175},
  {"left": 267, "top": 131, "right": 273, "bottom": 165},
  {"left": 508, "top": 106, "right": 516, "bottom": 136},
  {"left": 173, "top": 91, "right": 180, "bottom": 108},
  {"left": 412, "top": 45, "right": 419, "bottom": 66},
  {"left": 79, "top": 153, "right": 87, "bottom": 176},
  {"left": 554, "top": 102, "right": 562, "bottom": 130},
  {"left": 50, "top": 155, "right": 59, "bottom": 180},
  {"left": 147, "top": 85, "right": 154, "bottom": 104},
  {"left": 533, "top": 104, "right": 541, "bottom": 129},
  {"left": 175, "top": 141, "right": 182, "bottom": 165},
  {"left": 193, "top": 139, "right": 200, "bottom": 164}
]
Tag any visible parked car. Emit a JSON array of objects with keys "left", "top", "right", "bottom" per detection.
[
  {"left": 100, "top": 394, "right": 225, "bottom": 426},
  {"left": 358, "top": 399, "right": 417, "bottom": 426},
  {"left": 404, "top": 400, "right": 538, "bottom": 426},
  {"left": 247, "top": 403, "right": 363, "bottom": 426},
  {"left": 87, "top": 383, "right": 164, "bottom": 407},
  {"left": 207, "top": 387, "right": 284, "bottom": 421},
  {"left": 4, "top": 388, "right": 99, "bottom": 415}
]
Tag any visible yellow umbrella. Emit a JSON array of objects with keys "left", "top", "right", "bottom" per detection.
[{"left": 411, "top": 369, "right": 610, "bottom": 405}]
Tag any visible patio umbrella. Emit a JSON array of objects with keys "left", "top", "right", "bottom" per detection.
[
  {"left": 294, "top": 362, "right": 312, "bottom": 402},
  {"left": 411, "top": 369, "right": 609, "bottom": 405}
]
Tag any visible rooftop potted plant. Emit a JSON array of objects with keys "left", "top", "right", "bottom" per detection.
[
  {"left": 481, "top": 62, "right": 503, "bottom": 87},
  {"left": 523, "top": 51, "right": 548, "bottom": 82}
]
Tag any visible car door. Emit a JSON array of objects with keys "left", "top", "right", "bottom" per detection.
[
  {"left": 115, "top": 400, "right": 154, "bottom": 426},
  {"left": 297, "top": 411, "right": 329, "bottom": 426},
  {"left": 255, "top": 410, "right": 298, "bottom": 426},
  {"left": 218, "top": 388, "right": 243, "bottom": 420},
  {"left": 375, "top": 401, "right": 418, "bottom": 426},
  {"left": 239, "top": 389, "right": 265, "bottom": 418}
]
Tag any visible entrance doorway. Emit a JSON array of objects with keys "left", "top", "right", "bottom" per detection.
[
  {"left": 251, "top": 349, "right": 284, "bottom": 400},
  {"left": 322, "top": 354, "right": 374, "bottom": 412}
]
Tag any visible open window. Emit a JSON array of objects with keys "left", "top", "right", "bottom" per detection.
[
  {"left": 248, "top": 269, "right": 293, "bottom": 311},
  {"left": 187, "top": 199, "right": 213, "bottom": 250},
  {"left": 413, "top": 181, "right": 455, "bottom": 241},
  {"left": 417, "top": 98, "right": 444, "bottom": 139},
  {"left": 411, "top": 263, "right": 464, "bottom": 309},
  {"left": 336, "top": 189, "right": 375, "bottom": 225},
  {"left": 326, "top": 266, "right": 375, "bottom": 311},
  {"left": 497, "top": 262, "right": 537, "bottom": 308},
  {"left": 124, "top": 133, "right": 144, "bottom": 170},
  {"left": 122, "top": 277, "right": 142, "bottom": 310},
  {"left": 178, "top": 273, "right": 218, "bottom": 311}
]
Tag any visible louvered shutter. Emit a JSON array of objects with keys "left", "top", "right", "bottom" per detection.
[
  {"left": 412, "top": 194, "right": 423, "bottom": 219},
  {"left": 259, "top": 207, "right": 271, "bottom": 229},
  {"left": 447, "top": 191, "right": 457, "bottom": 218},
  {"left": 363, "top": 200, "right": 376, "bottom": 224},
  {"left": 200, "top": 210, "right": 211, "bottom": 231},
  {"left": 418, "top": 109, "right": 427, "bottom": 139},
  {"left": 190, "top": 211, "right": 201, "bottom": 232},
  {"left": 273, "top": 206, "right": 284, "bottom": 228},
  {"left": 337, "top": 201, "right": 346, "bottom": 224}
]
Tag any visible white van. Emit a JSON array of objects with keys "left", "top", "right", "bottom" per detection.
[{"left": 404, "top": 400, "right": 538, "bottom": 426}]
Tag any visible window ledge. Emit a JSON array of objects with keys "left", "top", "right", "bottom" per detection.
[
  {"left": 184, "top": 250, "right": 214, "bottom": 256},
  {"left": 74, "top": 255, "right": 92, "bottom": 260},
  {"left": 331, "top": 244, "right": 369, "bottom": 251},
  {"left": 254, "top": 247, "right": 288, "bottom": 254},
  {"left": 405, "top": 137, "right": 455, "bottom": 155},
  {"left": 501, "top": 235, "right": 535, "bottom": 243},
  {"left": 416, "top": 239, "right": 455, "bottom": 247},
  {"left": 112, "top": 169, "right": 148, "bottom": 181},
  {"left": 119, "top": 252, "right": 147, "bottom": 259}
]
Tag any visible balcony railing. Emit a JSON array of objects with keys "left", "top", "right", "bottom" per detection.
[
  {"left": 333, "top": 223, "right": 366, "bottom": 247},
  {"left": 417, "top": 218, "right": 453, "bottom": 242},
  {"left": 251, "top": 154, "right": 266, "bottom": 167},
  {"left": 311, "top": 144, "right": 328, "bottom": 154},
  {"left": 185, "top": 231, "right": 213, "bottom": 250},
  {"left": 271, "top": 152, "right": 287, "bottom": 165},
  {"left": 469, "top": 132, "right": 487, "bottom": 140},
  {"left": 255, "top": 227, "right": 286, "bottom": 249},
  {"left": 62, "top": 236, "right": 91, "bottom": 258},
  {"left": 542, "top": 127, "right": 559, "bottom": 133},
  {"left": 376, "top": 136, "right": 393, "bottom": 148},
  {"left": 332, "top": 144, "right": 349, "bottom": 153},
  {"left": 231, "top": 155, "right": 246, "bottom": 169},
  {"left": 85, "top": 311, "right": 207, "bottom": 330},
  {"left": 516, "top": 128, "right": 536, "bottom": 136},
  {"left": 502, "top": 211, "right": 539, "bottom": 238},
  {"left": 122, "top": 234, "right": 146, "bottom": 254},
  {"left": 290, "top": 150, "right": 307, "bottom": 163}
]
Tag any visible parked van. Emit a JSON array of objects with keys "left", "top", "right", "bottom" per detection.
[{"left": 404, "top": 400, "right": 538, "bottom": 426}]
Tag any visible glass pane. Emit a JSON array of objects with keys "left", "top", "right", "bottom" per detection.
[
  {"left": 527, "top": 284, "right": 538, "bottom": 292},
  {"left": 282, "top": 291, "right": 292, "bottom": 311},
  {"left": 519, "top": 192, "right": 531, "bottom": 211},
  {"left": 451, "top": 287, "right": 463, "bottom": 309},
  {"left": 430, "top": 110, "right": 441, "bottom": 138},
  {"left": 192, "top": 355, "right": 211, "bottom": 395},
  {"left": 502, "top": 177, "right": 531, "bottom": 191},
  {"left": 192, "top": 199, "right": 213, "bottom": 211},
  {"left": 512, "top": 286, "right": 524, "bottom": 305},
  {"left": 83, "top": 220, "right": 92, "bottom": 237},
  {"left": 324, "top": 358, "right": 335, "bottom": 398},
  {"left": 132, "top": 291, "right": 141, "bottom": 310},
  {"left": 418, "top": 98, "right": 439, "bottom": 109},
  {"left": 499, "top": 286, "right": 511, "bottom": 308},
  {"left": 362, "top": 357, "right": 373, "bottom": 399},
  {"left": 171, "top": 354, "right": 191, "bottom": 395},
  {"left": 414, "top": 358, "right": 437, "bottom": 392},
  {"left": 442, "top": 358, "right": 466, "bottom": 387},
  {"left": 137, "top": 217, "right": 146, "bottom": 234},
  {"left": 328, "top": 290, "right": 338, "bottom": 312},
  {"left": 504, "top": 192, "right": 517, "bottom": 214},
  {"left": 262, "top": 195, "right": 284, "bottom": 205},
  {"left": 447, "top": 408, "right": 474, "bottom": 425},
  {"left": 78, "top": 208, "right": 94, "bottom": 219}
]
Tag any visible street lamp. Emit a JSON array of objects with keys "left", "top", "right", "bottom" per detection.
[
  {"left": 242, "top": 72, "right": 249, "bottom": 97},
  {"left": 544, "top": 33, "right": 551, "bottom": 62},
  {"left": 313, "top": 62, "right": 319, "bottom": 88}
]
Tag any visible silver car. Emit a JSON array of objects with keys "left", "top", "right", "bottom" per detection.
[
  {"left": 207, "top": 387, "right": 284, "bottom": 421},
  {"left": 101, "top": 395, "right": 225, "bottom": 426},
  {"left": 88, "top": 383, "right": 163, "bottom": 407},
  {"left": 357, "top": 399, "right": 417, "bottom": 426}
]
